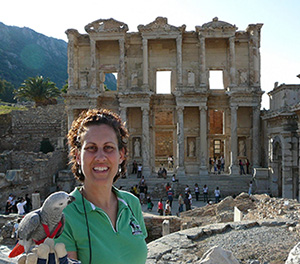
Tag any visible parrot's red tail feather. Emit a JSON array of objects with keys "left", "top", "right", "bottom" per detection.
[{"left": 8, "top": 243, "right": 24, "bottom": 258}]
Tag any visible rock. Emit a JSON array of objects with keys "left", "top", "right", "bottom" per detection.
[
  {"left": 285, "top": 242, "right": 300, "bottom": 264},
  {"left": 197, "top": 246, "right": 239, "bottom": 264}
]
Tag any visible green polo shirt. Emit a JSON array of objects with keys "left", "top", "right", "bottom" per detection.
[{"left": 55, "top": 187, "right": 148, "bottom": 264}]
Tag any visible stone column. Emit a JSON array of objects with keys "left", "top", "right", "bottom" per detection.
[
  {"left": 230, "top": 105, "right": 239, "bottom": 174},
  {"left": 67, "top": 109, "right": 74, "bottom": 131},
  {"left": 199, "top": 106, "right": 208, "bottom": 175},
  {"left": 176, "top": 36, "right": 183, "bottom": 85},
  {"left": 119, "top": 38, "right": 125, "bottom": 90},
  {"left": 119, "top": 106, "right": 127, "bottom": 128},
  {"left": 281, "top": 133, "right": 293, "bottom": 199},
  {"left": 142, "top": 38, "right": 149, "bottom": 88},
  {"left": 252, "top": 106, "right": 260, "bottom": 167},
  {"left": 176, "top": 106, "right": 185, "bottom": 177},
  {"left": 142, "top": 107, "right": 150, "bottom": 177},
  {"left": 90, "top": 39, "right": 96, "bottom": 89},
  {"left": 199, "top": 35, "right": 206, "bottom": 87},
  {"left": 229, "top": 37, "right": 236, "bottom": 86},
  {"left": 248, "top": 25, "right": 262, "bottom": 86},
  {"left": 67, "top": 36, "right": 75, "bottom": 89}
]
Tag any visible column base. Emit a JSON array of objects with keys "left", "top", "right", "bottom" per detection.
[
  {"left": 142, "top": 166, "right": 151, "bottom": 178},
  {"left": 199, "top": 166, "right": 209, "bottom": 176},
  {"left": 229, "top": 165, "right": 240, "bottom": 175}
]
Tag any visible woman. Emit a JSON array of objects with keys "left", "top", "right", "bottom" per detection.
[
  {"left": 157, "top": 198, "right": 164, "bottom": 216},
  {"left": 55, "top": 109, "right": 148, "bottom": 264},
  {"left": 164, "top": 200, "right": 171, "bottom": 216}
]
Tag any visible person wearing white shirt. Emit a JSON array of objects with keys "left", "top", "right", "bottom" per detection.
[{"left": 16, "top": 197, "right": 27, "bottom": 215}]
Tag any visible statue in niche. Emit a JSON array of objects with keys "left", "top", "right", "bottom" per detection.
[
  {"left": 134, "top": 138, "right": 141, "bottom": 157},
  {"left": 131, "top": 73, "right": 138, "bottom": 87},
  {"left": 188, "top": 140, "right": 195, "bottom": 157},
  {"left": 239, "top": 140, "right": 246, "bottom": 157},
  {"left": 187, "top": 71, "right": 195, "bottom": 85}
]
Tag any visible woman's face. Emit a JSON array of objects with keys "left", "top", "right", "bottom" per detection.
[{"left": 76, "top": 124, "right": 125, "bottom": 187}]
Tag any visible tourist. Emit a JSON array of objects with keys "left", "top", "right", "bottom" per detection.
[
  {"left": 5, "top": 200, "right": 13, "bottom": 215},
  {"left": 203, "top": 184, "right": 209, "bottom": 203},
  {"left": 55, "top": 109, "right": 148, "bottom": 263},
  {"left": 184, "top": 193, "right": 191, "bottom": 211},
  {"left": 172, "top": 174, "right": 178, "bottom": 182},
  {"left": 161, "top": 167, "right": 167, "bottom": 179},
  {"left": 16, "top": 197, "right": 27, "bottom": 215},
  {"left": 248, "top": 181, "right": 253, "bottom": 195},
  {"left": 194, "top": 183, "right": 200, "bottom": 201},
  {"left": 167, "top": 187, "right": 174, "bottom": 208},
  {"left": 220, "top": 156, "right": 225, "bottom": 172},
  {"left": 239, "top": 159, "right": 246, "bottom": 175},
  {"left": 177, "top": 193, "right": 184, "bottom": 216},
  {"left": 24, "top": 193, "right": 32, "bottom": 214},
  {"left": 157, "top": 198, "right": 164, "bottom": 216},
  {"left": 214, "top": 187, "right": 221, "bottom": 203},
  {"left": 139, "top": 183, "right": 146, "bottom": 204},
  {"left": 185, "top": 185, "right": 190, "bottom": 194},
  {"left": 165, "top": 200, "right": 171, "bottom": 216},
  {"left": 209, "top": 157, "right": 213, "bottom": 173},
  {"left": 246, "top": 159, "right": 250, "bottom": 174},
  {"left": 132, "top": 160, "right": 138, "bottom": 174},
  {"left": 137, "top": 163, "right": 143, "bottom": 178},
  {"left": 157, "top": 167, "right": 163, "bottom": 178},
  {"left": 147, "top": 195, "right": 154, "bottom": 211}
]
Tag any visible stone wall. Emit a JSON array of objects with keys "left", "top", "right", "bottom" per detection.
[
  {"left": 0, "top": 149, "right": 68, "bottom": 212},
  {"left": 1, "top": 104, "right": 67, "bottom": 152},
  {"left": 143, "top": 213, "right": 182, "bottom": 243},
  {"left": 0, "top": 104, "right": 69, "bottom": 212}
]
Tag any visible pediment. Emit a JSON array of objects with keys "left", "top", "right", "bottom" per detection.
[
  {"left": 138, "top": 17, "right": 186, "bottom": 33},
  {"left": 201, "top": 17, "right": 236, "bottom": 29},
  {"left": 85, "top": 18, "right": 128, "bottom": 33}
]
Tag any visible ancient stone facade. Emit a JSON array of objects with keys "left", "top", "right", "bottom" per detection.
[
  {"left": 262, "top": 83, "right": 300, "bottom": 199},
  {"left": 64, "top": 17, "right": 263, "bottom": 177}
]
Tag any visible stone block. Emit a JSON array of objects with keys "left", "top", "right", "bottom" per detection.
[{"left": 234, "top": 206, "right": 243, "bottom": 222}]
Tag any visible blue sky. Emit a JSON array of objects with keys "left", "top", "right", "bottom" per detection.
[{"left": 1, "top": 0, "right": 299, "bottom": 109}]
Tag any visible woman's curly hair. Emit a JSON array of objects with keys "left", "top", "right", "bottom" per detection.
[{"left": 67, "top": 109, "right": 128, "bottom": 183}]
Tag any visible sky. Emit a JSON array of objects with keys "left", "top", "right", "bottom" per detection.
[{"left": 1, "top": 0, "right": 299, "bottom": 109}]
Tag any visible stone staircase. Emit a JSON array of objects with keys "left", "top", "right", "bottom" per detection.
[{"left": 115, "top": 171, "right": 253, "bottom": 200}]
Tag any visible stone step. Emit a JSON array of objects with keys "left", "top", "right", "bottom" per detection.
[{"left": 115, "top": 173, "right": 253, "bottom": 199}]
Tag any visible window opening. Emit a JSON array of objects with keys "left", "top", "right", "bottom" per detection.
[
  {"left": 156, "top": 71, "right": 171, "bottom": 94},
  {"left": 104, "top": 72, "right": 118, "bottom": 91},
  {"left": 209, "top": 70, "right": 223, "bottom": 89},
  {"left": 214, "top": 139, "right": 221, "bottom": 156}
]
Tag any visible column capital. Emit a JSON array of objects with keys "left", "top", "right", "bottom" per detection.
[
  {"left": 141, "top": 106, "right": 150, "bottom": 113},
  {"left": 199, "top": 105, "right": 207, "bottom": 111},
  {"left": 230, "top": 105, "right": 238, "bottom": 111},
  {"left": 142, "top": 38, "right": 148, "bottom": 45},
  {"left": 176, "top": 106, "right": 184, "bottom": 113}
]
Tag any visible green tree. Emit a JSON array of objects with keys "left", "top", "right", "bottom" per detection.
[
  {"left": 14, "top": 76, "right": 61, "bottom": 106},
  {"left": 0, "top": 78, "right": 16, "bottom": 103}
]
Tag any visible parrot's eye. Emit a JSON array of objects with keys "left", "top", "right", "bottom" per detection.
[{"left": 59, "top": 203, "right": 63, "bottom": 206}]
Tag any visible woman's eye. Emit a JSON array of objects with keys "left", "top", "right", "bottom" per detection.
[
  {"left": 85, "top": 146, "right": 97, "bottom": 151},
  {"left": 104, "top": 146, "right": 114, "bottom": 151}
]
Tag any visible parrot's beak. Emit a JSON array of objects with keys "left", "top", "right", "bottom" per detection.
[{"left": 68, "top": 195, "right": 76, "bottom": 204}]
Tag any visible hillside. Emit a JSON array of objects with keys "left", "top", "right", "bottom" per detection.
[
  {"left": 0, "top": 22, "right": 68, "bottom": 89},
  {"left": 0, "top": 22, "right": 116, "bottom": 97}
]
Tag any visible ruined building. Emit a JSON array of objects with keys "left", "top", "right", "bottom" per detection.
[
  {"left": 1, "top": 17, "right": 299, "bottom": 211},
  {"left": 64, "top": 17, "right": 263, "bottom": 178}
]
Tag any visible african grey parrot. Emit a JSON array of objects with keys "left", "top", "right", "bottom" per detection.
[{"left": 9, "top": 191, "right": 75, "bottom": 258}]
